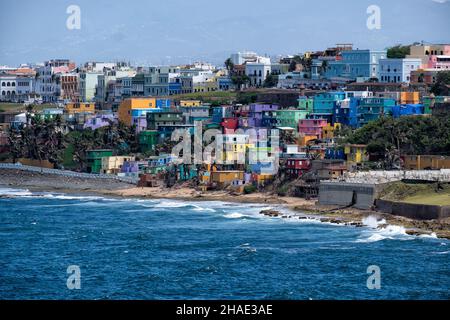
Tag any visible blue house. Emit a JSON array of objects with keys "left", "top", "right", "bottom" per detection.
[
  {"left": 357, "top": 97, "right": 396, "bottom": 127},
  {"left": 334, "top": 97, "right": 362, "bottom": 128},
  {"left": 311, "top": 91, "right": 346, "bottom": 124},
  {"left": 387, "top": 104, "right": 424, "bottom": 118},
  {"left": 325, "top": 50, "right": 387, "bottom": 81}
]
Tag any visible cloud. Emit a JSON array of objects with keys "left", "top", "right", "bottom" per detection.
[{"left": 431, "top": 0, "right": 448, "bottom": 3}]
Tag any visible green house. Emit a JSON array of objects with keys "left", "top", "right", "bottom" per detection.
[
  {"left": 86, "top": 149, "right": 113, "bottom": 173},
  {"left": 274, "top": 110, "right": 305, "bottom": 130},
  {"left": 139, "top": 130, "right": 159, "bottom": 153},
  {"left": 297, "top": 97, "right": 313, "bottom": 119}
]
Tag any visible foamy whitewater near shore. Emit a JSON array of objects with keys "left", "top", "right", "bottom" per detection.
[{"left": 1, "top": 187, "right": 449, "bottom": 300}]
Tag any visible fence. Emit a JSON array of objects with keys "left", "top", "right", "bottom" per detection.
[{"left": 0, "top": 163, "right": 138, "bottom": 185}]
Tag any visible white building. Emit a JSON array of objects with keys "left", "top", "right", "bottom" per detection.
[
  {"left": 230, "top": 51, "right": 258, "bottom": 65},
  {"left": 0, "top": 75, "right": 17, "bottom": 101},
  {"left": 379, "top": 58, "right": 422, "bottom": 83},
  {"left": 245, "top": 56, "right": 272, "bottom": 87}
]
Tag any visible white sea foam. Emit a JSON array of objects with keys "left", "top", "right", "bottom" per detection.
[
  {"left": 418, "top": 232, "right": 438, "bottom": 239},
  {"left": 223, "top": 212, "right": 246, "bottom": 219},
  {"left": 0, "top": 188, "right": 33, "bottom": 197},
  {"left": 356, "top": 224, "right": 411, "bottom": 243},
  {"left": 362, "top": 215, "right": 386, "bottom": 228}
]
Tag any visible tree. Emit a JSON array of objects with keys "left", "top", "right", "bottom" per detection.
[
  {"left": 288, "top": 55, "right": 303, "bottom": 72},
  {"left": 224, "top": 58, "right": 234, "bottom": 72},
  {"left": 387, "top": 45, "right": 411, "bottom": 59},
  {"left": 431, "top": 71, "right": 450, "bottom": 95},
  {"left": 231, "top": 74, "right": 250, "bottom": 91},
  {"left": 263, "top": 73, "right": 278, "bottom": 88}
]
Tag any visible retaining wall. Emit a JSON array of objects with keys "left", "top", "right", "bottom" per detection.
[
  {"left": 375, "top": 199, "right": 450, "bottom": 220},
  {"left": 0, "top": 163, "right": 138, "bottom": 185}
]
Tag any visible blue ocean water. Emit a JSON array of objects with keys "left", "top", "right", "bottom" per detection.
[{"left": 0, "top": 187, "right": 449, "bottom": 300}]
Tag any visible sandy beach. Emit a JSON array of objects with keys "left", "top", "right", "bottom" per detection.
[{"left": 1, "top": 168, "right": 449, "bottom": 239}]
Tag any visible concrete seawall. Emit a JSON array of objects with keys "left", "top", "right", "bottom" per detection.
[
  {"left": 375, "top": 199, "right": 450, "bottom": 220},
  {"left": 0, "top": 163, "right": 138, "bottom": 185}
]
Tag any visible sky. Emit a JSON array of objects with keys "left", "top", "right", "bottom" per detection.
[{"left": 0, "top": 0, "right": 449, "bottom": 67}]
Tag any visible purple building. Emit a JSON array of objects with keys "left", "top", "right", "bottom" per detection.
[
  {"left": 83, "top": 114, "right": 116, "bottom": 130},
  {"left": 240, "top": 104, "right": 279, "bottom": 128}
]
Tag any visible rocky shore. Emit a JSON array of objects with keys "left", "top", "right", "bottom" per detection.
[{"left": 1, "top": 168, "right": 449, "bottom": 239}]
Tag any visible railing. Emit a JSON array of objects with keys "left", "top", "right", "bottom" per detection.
[{"left": 0, "top": 163, "right": 138, "bottom": 184}]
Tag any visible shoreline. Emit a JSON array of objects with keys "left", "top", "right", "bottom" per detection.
[{"left": 1, "top": 168, "right": 449, "bottom": 239}]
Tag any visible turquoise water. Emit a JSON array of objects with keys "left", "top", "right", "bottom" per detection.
[{"left": 0, "top": 187, "right": 449, "bottom": 300}]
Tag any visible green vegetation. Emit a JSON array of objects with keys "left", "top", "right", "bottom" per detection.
[
  {"left": 8, "top": 105, "right": 65, "bottom": 165},
  {"left": 431, "top": 71, "right": 450, "bottom": 96},
  {"left": 7, "top": 105, "right": 139, "bottom": 171},
  {"left": 263, "top": 73, "right": 278, "bottom": 88},
  {"left": 346, "top": 115, "right": 450, "bottom": 157},
  {"left": 380, "top": 182, "right": 450, "bottom": 206},
  {"left": 387, "top": 44, "right": 411, "bottom": 59},
  {"left": 244, "top": 184, "right": 257, "bottom": 194}
]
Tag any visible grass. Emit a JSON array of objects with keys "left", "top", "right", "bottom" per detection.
[
  {"left": 380, "top": 181, "right": 450, "bottom": 206},
  {"left": 402, "top": 193, "right": 450, "bottom": 206}
]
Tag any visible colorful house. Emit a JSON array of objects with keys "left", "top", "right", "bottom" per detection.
[
  {"left": 322, "top": 123, "right": 341, "bottom": 140},
  {"left": 357, "top": 97, "right": 396, "bottom": 127},
  {"left": 83, "top": 113, "right": 116, "bottom": 130},
  {"left": 400, "top": 92, "right": 420, "bottom": 105},
  {"left": 118, "top": 98, "right": 157, "bottom": 126},
  {"left": 86, "top": 149, "right": 113, "bottom": 174},
  {"left": 274, "top": 110, "right": 305, "bottom": 130},
  {"left": 147, "top": 111, "right": 183, "bottom": 130},
  {"left": 285, "top": 157, "right": 311, "bottom": 177},
  {"left": 65, "top": 102, "right": 95, "bottom": 114},
  {"left": 180, "top": 100, "right": 202, "bottom": 107},
  {"left": 101, "top": 156, "right": 135, "bottom": 174},
  {"left": 298, "top": 119, "right": 328, "bottom": 139},
  {"left": 344, "top": 144, "right": 368, "bottom": 164},
  {"left": 211, "top": 170, "right": 245, "bottom": 187},
  {"left": 139, "top": 130, "right": 159, "bottom": 153},
  {"left": 312, "top": 92, "right": 346, "bottom": 123},
  {"left": 403, "top": 155, "right": 450, "bottom": 170}
]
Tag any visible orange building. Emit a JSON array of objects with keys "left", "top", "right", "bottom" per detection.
[
  {"left": 118, "top": 98, "right": 157, "bottom": 126},
  {"left": 400, "top": 92, "right": 420, "bottom": 105},
  {"left": 65, "top": 102, "right": 95, "bottom": 114}
]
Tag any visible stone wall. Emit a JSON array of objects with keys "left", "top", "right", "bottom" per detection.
[{"left": 375, "top": 199, "right": 450, "bottom": 220}]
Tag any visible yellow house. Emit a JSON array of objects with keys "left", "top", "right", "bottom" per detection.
[
  {"left": 403, "top": 155, "right": 450, "bottom": 170},
  {"left": 223, "top": 142, "right": 255, "bottom": 163},
  {"left": 180, "top": 100, "right": 202, "bottom": 107},
  {"left": 322, "top": 123, "right": 341, "bottom": 140},
  {"left": 211, "top": 171, "right": 245, "bottom": 187},
  {"left": 400, "top": 92, "right": 420, "bottom": 105},
  {"left": 298, "top": 135, "right": 317, "bottom": 146},
  {"left": 344, "top": 144, "right": 368, "bottom": 164},
  {"left": 65, "top": 102, "right": 95, "bottom": 114},
  {"left": 101, "top": 156, "right": 135, "bottom": 174},
  {"left": 118, "top": 98, "right": 157, "bottom": 126}
]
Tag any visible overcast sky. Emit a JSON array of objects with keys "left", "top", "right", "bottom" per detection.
[{"left": 0, "top": 0, "right": 449, "bottom": 66}]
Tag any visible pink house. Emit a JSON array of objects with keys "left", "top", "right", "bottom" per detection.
[
  {"left": 298, "top": 119, "right": 328, "bottom": 139},
  {"left": 427, "top": 55, "right": 450, "bottom": 70}
]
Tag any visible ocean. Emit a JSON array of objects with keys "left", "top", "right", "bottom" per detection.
[{"left": 0, "top": 187, "right": 449, "bottom": 300}]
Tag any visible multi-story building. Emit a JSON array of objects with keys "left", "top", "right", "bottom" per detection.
[
  {"left": 407, "top": 44, "right": 450, "bottom": 67},
  {"left": 79, "top": 71, "right": 102, "bottom": 102},
  {"left": 357, "top": 97, "right": 396, "bottom": 127},
  {"left": 379, "top": 58, "right": 422, "bottom": 83},
  {"left": 245, "top": 56, "right": 272, "bottom": 87},
  {"left": 35, "top": 59, "right": 75, "bottom": 102},
  {"left": 325, "top": 49, "right": 387, "bottom": 81},
  {"left": 298, "top": 119, "right": 328, "bottom": 139},
  {"left": 118, "top": 98, "right": 158, "bottom": 126}
]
